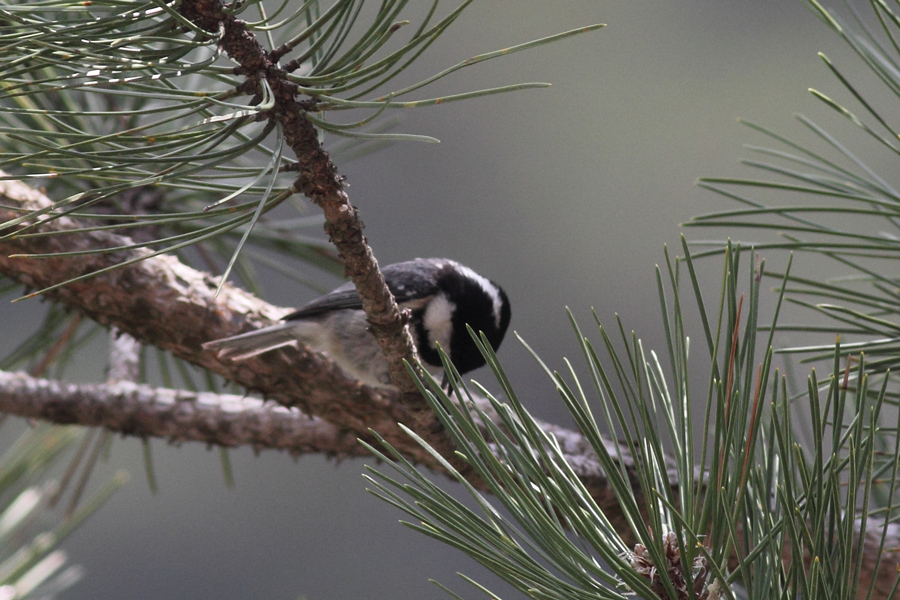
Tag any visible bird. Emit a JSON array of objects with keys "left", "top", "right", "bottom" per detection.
[{"left": 203, "top": 258, "right": 511, "bottom": 389}]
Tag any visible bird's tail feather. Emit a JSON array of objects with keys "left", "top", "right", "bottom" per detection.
[{"left": 203, "top": 322, "right": 301, "bottom": 361}]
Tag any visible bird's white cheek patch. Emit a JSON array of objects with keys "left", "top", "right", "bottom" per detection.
[
  {"left": 456, "top": 264, "right": 504, "bottom": 328},
  {"left": 423, "top": 294, "right": 455, "bottom": 353}
]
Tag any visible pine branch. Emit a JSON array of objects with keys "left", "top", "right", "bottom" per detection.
[
  {"left": 178, "top": 0, "right": 429, "bottom": 419},
  {"left": 0, "top": 367, "right": 640, "bottom": 477},
  {"left": 0, "top": 370, "right": 363, "bottom": 456}
]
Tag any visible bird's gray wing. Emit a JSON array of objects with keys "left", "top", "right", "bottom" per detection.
[
  {"left": 283, "top": 285, "right": 362, "bottom": 320},
  {"left": 285, "top": 261, "right": 444, "bottom": 321}
]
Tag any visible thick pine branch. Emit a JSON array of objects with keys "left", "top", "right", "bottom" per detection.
[{"left": 0, "top": 177, "right": 418, "bottom": 452}]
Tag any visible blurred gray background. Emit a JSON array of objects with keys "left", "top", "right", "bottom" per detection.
[{"left": 0, "top": 1, "right": 884, "bottom": 598}]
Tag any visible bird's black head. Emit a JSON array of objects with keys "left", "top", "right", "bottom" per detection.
[{"left": 413, "top": 262, "right": 511, "bottom": 375}]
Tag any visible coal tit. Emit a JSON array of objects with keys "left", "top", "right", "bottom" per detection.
[{"left": 203, "top": 258, "right": 511, "bottom": 389}]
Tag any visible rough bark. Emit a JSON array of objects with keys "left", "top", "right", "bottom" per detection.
[{"left": 0, "top": 370, "right": 362, "bottom": 456}]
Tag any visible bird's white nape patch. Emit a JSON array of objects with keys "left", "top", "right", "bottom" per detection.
[
  {"left": 455, "top": 264, "right": 504, "bottom": 327},
  {"left": 423, "top": 293, "right": 455, "bottom": 353}
]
